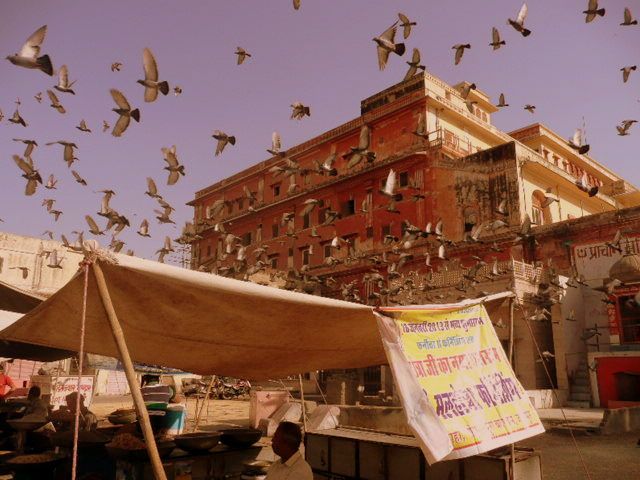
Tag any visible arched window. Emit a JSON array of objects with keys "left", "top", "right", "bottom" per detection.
[{"left": 531, "top": 190, "right": 552, "bottom": 225}]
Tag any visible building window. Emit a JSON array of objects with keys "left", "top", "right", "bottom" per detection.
[
  {"left": 302, "top": 248, "right": 310, "bottom": 266},
  {"left": 238, "top": 198, "right": 244, "bottom": 211},
  {"left": 272, "top": 183, "right": 281, "bottom": 198},
  {"left": 323, "top": 244, "right": 332, "bottom": 258},
  {"left": 531, "top": 190, "right": 552, "bottom": 226},
  {"left": 288, "top": 248, "right": 294, "bottom": 257},
  {"left": 464, "top": 207, "right": 477, "bottom": 233},
  {"left": 318, "top": 208, "right": 327, "bottom": 225},
  {"left": 381, "top": 225, "right": 391, "bottom": 237},
  {"left": 366, "top": 227, "right": 374, "bottom": 238},
  {"left": 269, "top": 254, "right": 279, "bottom": 269},
  {"left": 341, "top": 199, "right": 356, "bottom": 217},
  {"left": 619, "top": 294, "right": 640, "bottom": 343},
  {"left": 205, "top": 206, "right": 211, "bottom": 219},
  {"left": 303, "top": 213, "right": 310, "bottom": 229},
  {"left": 445, "top": 91, "right": 451, "bottom": 101},
  {"left": 207, "top": 245, "right": 212, "bottom": 257},
  {"left": 0, "top": 256, "right": 4, "bottom": 273},
  {"left": 399, "top": 171, "right": 409, "bottom": 188},
  {"left": 272, "top": 223, "right": 279, "bottom": 238},
  {"left": 241, "top": 232, "right": 252, "bottom": 246}
]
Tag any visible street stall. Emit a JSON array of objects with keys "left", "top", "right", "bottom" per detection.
[{"left": 0, "top": 250, "right": 544, "bottom": 479}]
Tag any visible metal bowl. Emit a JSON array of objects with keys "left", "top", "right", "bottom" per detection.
[
  {"left": 7, "top": 419, "right": 47, "bottom": 432},
  {"left": 108, "top": 409, "right": 137, "bottom": 425},
  {"left": 174, "top": 432, "right": 221, "bottom": 453},
  {"left": 106, "top": 440, "right": 175, "bottom": 461},
  {"left": 219, "top": 428, "right": 262, "bottom": 449}
]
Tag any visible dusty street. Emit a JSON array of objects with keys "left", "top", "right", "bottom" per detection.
[{"left": 518, "top": 430, "right": 640, "bottom": 480}]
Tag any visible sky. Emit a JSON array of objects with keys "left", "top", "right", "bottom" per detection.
[{"left": 1, "top": 0, "right": 639, "bottom": 262}]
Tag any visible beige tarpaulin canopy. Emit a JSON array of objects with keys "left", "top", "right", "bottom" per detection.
[
  {"left": 0, "top": 279, "right": 45, "bottom": 314},
  {"left": 0, "top": 253, "right": 383, "bottom": 379}
]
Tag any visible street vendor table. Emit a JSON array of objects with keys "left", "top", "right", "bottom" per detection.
[
  {"left": 305, "top": 428, "right": 541, "bottom": 480},
  {"left": 115, "top": 443, "right": 264, "bottom": 480}
]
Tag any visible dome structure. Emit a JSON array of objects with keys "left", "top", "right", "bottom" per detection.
[{"left": 609, "top": 253, "right": 640, "bottom": 283}]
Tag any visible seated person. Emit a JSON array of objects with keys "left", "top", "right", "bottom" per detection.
[
  {"left": 266, "top": 422, "right": 313, "bottom": 480},
  {"left": 50, "top": 392, "right": 97, "bottom": 431},
  {"left": 24, "top": 386, "right": 49, "bottom": 418}
]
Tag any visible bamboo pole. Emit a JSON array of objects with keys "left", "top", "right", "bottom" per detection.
[
  {"left": 193, "top": 375, "right": 215, "bottom": 432},
  {"left": 508, "top": 297, "right": 516, "bottom": 480},
  {"left": 298, "top": 374, "right": 307, "bottom": 432},
  {"left": 93, "top": 262, "right": 167, "bottom": 480}
]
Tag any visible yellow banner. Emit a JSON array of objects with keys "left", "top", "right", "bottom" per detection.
[{"left": 378, "top": 301, "right": 544, "bottom": 461}]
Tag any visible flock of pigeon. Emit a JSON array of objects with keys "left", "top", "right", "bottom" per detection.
[{"left": 0, "top": 0, "right": 638, "bottom": 307}]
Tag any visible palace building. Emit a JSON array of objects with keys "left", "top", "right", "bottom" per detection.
[{"left": 190, "top": 72, "right": 640, "bottom": 409}]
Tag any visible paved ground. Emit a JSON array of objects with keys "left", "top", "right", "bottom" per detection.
[
  {"left": 518, "top": 431, "right": 640, "bottom": 480},
  {"left": 92, "top": 396, "right": 639, "bottom": 479}
]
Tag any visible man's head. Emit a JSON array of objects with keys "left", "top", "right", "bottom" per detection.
[
  {"left": 65, "top": 392, "right": 85, "bottom": 409},
  {"left": 272, "top": 421, "right": 302, "bottom": 461},
  {"left": 27, "top": 386, "right": 41, "bottom": 400}
]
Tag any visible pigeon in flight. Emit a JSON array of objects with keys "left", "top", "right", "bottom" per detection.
[
  {"left": 46, "top": 89, "right": 66, "bottom": 114},
  {"left": 412, "top": 113, "right": 429, "bottom": 140},
  {"left": 621, "top": 7, "right": 637, "bottom": 25},
  {"left": 54, "top": 65, "right": 76, "bottom": 94},
  {"left": 497, "top": 93, "right": 509, "bottom": 107},
  {"left": 12, "top": 138, "right": 38, "bottom": 157},
  {"left": 291, "top": 102, "right": 311, "bottom": 120},
  {"left": 162, "top": 145, "right": 185, "bottom": 185},
  {"left": 34, "top": 92, "right": 42, "bottom": 103},
  {"left": 344, "top": 125, "right": 375, "bottom": 168},
  {"left": 575, "top": 171, "right": 598, "bottom": 197},
  {"left": 110, "top": 89, "right": 140, "bottom": 137},
  {"left": 235, "top": 47, "right": 252, "bottom": 65},
  {"left": 404, "top": 48, "right": 425, "bottom": 81},
  {"left": 85, "top": 215, "right": 104, "bottom": 236},
  {"left": 145, "top": 177, "right": 162, "bottom": 198},
  {"left": 6, "top": 25, "right": 53, "bottom": 75},
  {"left": 45, "top": 141, "right": 78, "bottom": 168},
  {"left": 137, "top": 219, "right": 151, "bottom": 237},
  {"left": 173, "top": 86, "right": 182, "bottom": 96},
  {"left": 459, "top": 83, "right": 476, "bottom": 99},
  {"left": 293, "top": 0, "right": 301, "bottom": 10},
  {"left": 76, "top": 119, "right": 91, "bottom": 133},
  {"left": 47, "top": 250, "right": 63, "bottom": 269},
  {"left": 111, "top": 62, "right": 123, "bottom": 72},
  {"left": 397, "top": 13, "right": 416, "bottom": 39},
  {"left": 212, "top": 131, "right": 236, "bottom": 156},
  {"left": 568, "top": 128, "right": 590, "bottom": 154},
  {"left": 137, "top": 48, "right": 169, "bottom": 102},
  {"left": 13, "top": 155, "right": 42, "bottom": 196},
  {"left": 102, "top": 120, "right": 110, "bottom": 132},
  {"left": 373, "top": 22, "right": 406, "bottom": 70},
  {"left": 267, "top": 132, "right": 286, "bottom": 157},
  {"left": 9, "top": 108, "right": 27, "bottom": 127},
  {"left": 452, "top": 44, "right": 471, "bottom": 65},
  {"left": 524, "top": 104, "right": 536, "bottom": 113},
  {"left": 584, "top": 0, "right": 605, "bottom": 23},
  {"left": 72, "top": 170, "right": 88, "bottom": 186},
  {"left": 490, "top": 27, "right": 506, "bottom": 50},
  {"left": 621, "top": 65, "right": 636, "bottom": 83},
  {"left": 617, "top": 119, "right": 637, "bottom": 136},
  {"left": 45, "top": 174, "right": 58, "bottom": 190},
  {"left": 508, "top": 4, "right": 531, "bottom": 36}
]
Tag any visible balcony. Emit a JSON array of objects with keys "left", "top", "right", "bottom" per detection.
[{"left": 426, "top": 128, "right": 473, "bottom": 158}]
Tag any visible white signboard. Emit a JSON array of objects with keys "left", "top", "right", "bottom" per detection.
[
  {"left": 50, "top": 376, "right": 95, "bottom": 408},
  {"left": 572, "top": 235, "right": 640, "bottom": 281}
]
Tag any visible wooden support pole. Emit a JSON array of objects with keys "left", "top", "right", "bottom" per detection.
[
  {"left": 193, "top": 375, "right": 215, "bottom": 432},
  {"left": 93, "top": 262, "right": 168, "bottom": 480},
  {"left": 298, "top": 374, "right": 307, "bottom": 432},
  {"left": 508, "top": 297, "right": 516, "bottom": 480}
]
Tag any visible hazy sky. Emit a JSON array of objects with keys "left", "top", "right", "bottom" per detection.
[{"left": 1, "top": 1, "right": 638, "bottom": 261}]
